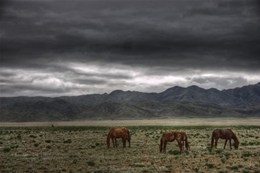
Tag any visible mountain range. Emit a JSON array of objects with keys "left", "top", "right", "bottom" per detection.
[{"left": 1, "top": 82, "right": 260, "bottom": 122}]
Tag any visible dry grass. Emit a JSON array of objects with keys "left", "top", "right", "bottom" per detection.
[{"left": 1, "top": 118, "right": 260, "bottom": 173}]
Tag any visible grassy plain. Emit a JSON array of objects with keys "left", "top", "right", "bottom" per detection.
[{"left": 1, "top": 118, "right": 260, "bottom": 173}]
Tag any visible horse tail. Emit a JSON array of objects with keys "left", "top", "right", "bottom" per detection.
[
  {"left": 107, "top": 129, "right": 112, "bottom": 148},
  {"left": 126, "top": 129, "right": 131, "bottom": 141},
  {"left": 211, "top": 131, "right": 214, "bottom": 149},
  {"left": 125, "top": 129, "right": 131, "bottom": 147},
  {"left": 159, "top": 137, "right": 163, "bottom": 152},
  {"left": 185, "top": 135, "right": 190, "bottom": 150}
]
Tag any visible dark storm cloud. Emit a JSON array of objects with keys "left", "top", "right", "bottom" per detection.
[
  {"left": 1, "top": 0, "right": 260, "bottom": 96},
  {"left": 0, "top": 83, "right": 72, "bottom": 97},
  {"left": 1, "top": 0, "right": 260, "bottom": 69}
]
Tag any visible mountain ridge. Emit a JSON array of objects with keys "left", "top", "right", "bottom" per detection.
[{"left": 1, "top": 83, "right": 260, "bottom": 122}]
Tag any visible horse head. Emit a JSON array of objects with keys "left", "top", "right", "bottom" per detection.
[
  {"left": 232, "top": 133, "right": 239, "bottom": 149},
  {"left": 234, "top": 141, "right": 239, "bottom": 149},
  {"left": 123, "top": 133, "right": 130, "bottom": 140}
]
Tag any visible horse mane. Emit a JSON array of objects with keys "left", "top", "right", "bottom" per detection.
[
  {"left": 226, "top": 129, "right": 238, "bottom": 141},
  {"left": 230, "top": 130, "right": 239, "bottom": 144},
  {"left": 107, "top": 128, "right": 113, "bottom": 148}
]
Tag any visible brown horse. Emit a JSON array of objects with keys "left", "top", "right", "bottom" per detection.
[
  {"left": 159, "top": 131, "right": 190, "bottom": 153},
  {"left": 211, "top": 129, "right": 239, "bottom": 150},
  {"left": 107, "top": 127, "right": 131, "bottom": 148}
]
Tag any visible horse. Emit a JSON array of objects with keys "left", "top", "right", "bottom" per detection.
[
  {"left": 211, "top": 129, "right": 239, "bottom": 150},
  {"left": 159, "top": 131, "right": 189, "bottom": 153},
  {"left": 107, "top": 127, "right": 131, "bottom": 148}
]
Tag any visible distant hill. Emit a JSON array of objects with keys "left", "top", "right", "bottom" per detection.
[{"left": 1, "top": 82, "right": 260, "bottom": 122}]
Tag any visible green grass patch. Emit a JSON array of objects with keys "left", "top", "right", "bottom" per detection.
[{"left": 168, "top": 150, "right": 181, "bottom": 155}]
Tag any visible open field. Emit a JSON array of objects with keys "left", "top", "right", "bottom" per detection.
[
  {"left": 1, "top": 118, "right": 260, "bottom": 173},
  {"left": 1, "top": 117, "right": 260, "bottom": 127}
]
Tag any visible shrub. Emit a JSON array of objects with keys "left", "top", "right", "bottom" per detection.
[
  {"left": 45, "top": 140, "right": 51, "bottom": 143},
  {"left": 206, "top": 163, "right": 215, "bottom": 168},
  {"left": 64, "top": 139, "right": 72, "bottom": 143},
  {"left": 29, "top": 135, "right": 37, "bottom": 138},
  {"left": 17, "top": 134, "right": 22, "bottom": 140},
  {"left": 221, "top": 157, "right": 226, "bottom": 163},
  {"left": 206, "top": 146, "right": 213, "bottom": 153},
  {"left": 3, "top": 148, "right": 11, "bottom": 153},
  {"left": 216, "top": 149, "right": 223, "bottom": 154},
  {"left": 193, "top": 167, "right": 199, "bottom": 172},
  {"left": 87, "top": 161, "right": 95, "bottom": 166},
  {"left": 224, "top": 152, "right": 231, "bottom": 159},
  {"left": 242, "top": 152, "right": 252, "bottom": 158},
  {"left": 229, "top": 165, "right": 239, "bottom": 170},
  {"left": 168, "top": 150, "right": 181, "bottom": 155}
]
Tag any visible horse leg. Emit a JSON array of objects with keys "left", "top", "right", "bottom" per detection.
[
  {"left": 122, "top": 138, "right": 126, "bottom": 148},
  {"left": 163, "top": 142, "right": 167, "bottom": 153},
  {"left": 215, "top": 138, "right": 218, "bottom": 149},
  {"left": 211, "top": 138, "right": 214, "bottom": 149},
  {"left": 224, "top": 139, "right": 228, "bottom": 149},
  {"left": 112, "top": 138, "right": 115, "bottom": 147},
  {"left": 107, "top": 137, "right": 110, "bottom": 148},
  {"left": 115, "top": 138, "right": 118, "bottom": 147},
  {"left": 128, "top": 139, "right": 131, "bottom": 148},
  {"left": 185, "top": 140, "right": 190, "bottom": 150},
  {"left": 229, "top": 139, "right": 232, "bottom": 150},
  {"left": 178, "top": 140, "right": 183, "bottom": 152},
  {"left": 112, "top": 138, "right": 116, "bottom": 147}
]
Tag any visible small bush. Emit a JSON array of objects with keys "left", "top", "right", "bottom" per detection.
[
  {"left": 45, "top": 140, "right": 51, "bottom": 143},
  {"left": 29, "top": 135, "right": 37, "bottom": 138},
  {"left": 206, "top": 146, "right": 213, "bottom": 153},
  {"left": 242, "top": 152, "right": 252, "bottom": 158},
  {"left": 193, "top": 167, "right": 199, "bottom": 172},
  {"left": 224, "top": 152, "right": 231, "bottom": 159},
  {"left": 3, "top": 148, "right": 11, "bottom": 153},
  {"left": 221, "top": 157, "right": 226, "bottom": 164},
  {"left": 64, "top": 139, "right": 72, "bottom": 143},
  {"left": 168, "top": 150, "right": 181, "bottom": 155},
  {"left": 17, "top": 134, "right": 22, "bottom": 140},
  {"left": 87, "top": 161, "right": 95, "bottom": 166},
  {"left": 206, "top": 163, "right": 215, "bottom": 168},
  {"left": 216, "top": 149, "right": 223, "bottom": 154},
  {"left": 229, "top": 165, "right": 239, "bottom": 170}
]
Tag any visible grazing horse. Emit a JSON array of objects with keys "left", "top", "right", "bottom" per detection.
[
  {"left": 159, "top": 131, "right": 189, "bottom": 153},
  {"left": 107, "top": 127, "right": 131, "bottom": 148},
  {"left": 211, "top": 129, "right": 239, "bottom": 150}
]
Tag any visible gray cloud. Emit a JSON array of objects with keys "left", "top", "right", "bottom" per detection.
[
  {"left": 192, "top": 76, "right": 248, "bottom": 90},
  {"left": 1, "top": 0, "right": 260, "bottom": 96}
]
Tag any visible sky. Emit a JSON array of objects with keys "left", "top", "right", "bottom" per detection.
[{"left": 1, "top": 0, "right": 260, "bottom": 97}]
